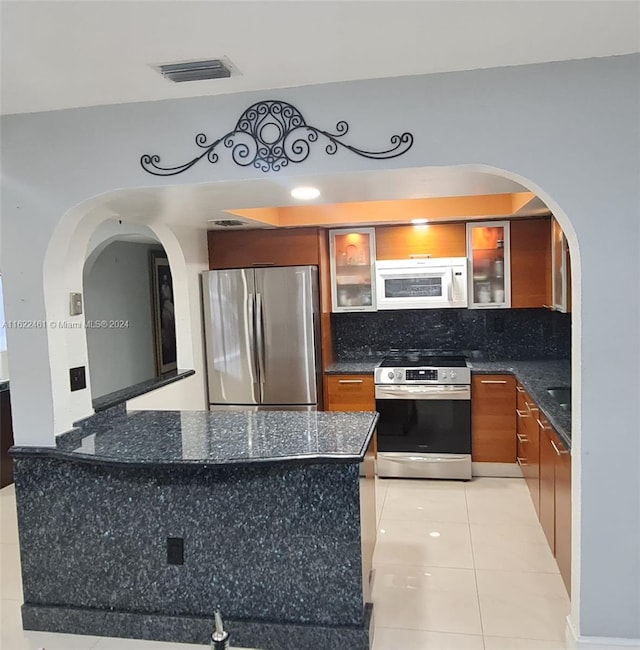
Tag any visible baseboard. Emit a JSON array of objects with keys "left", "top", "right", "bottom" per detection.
[
  {"left": 566, "top": 617, "right": 640, "bottom": 650},
  {"left": 472, "top": 462, "right": 523, "bottom": 478},
  {"left": 22, "top": 602, "right": 374, "bottom": 650}
]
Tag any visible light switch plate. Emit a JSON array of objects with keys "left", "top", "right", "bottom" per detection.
[{"left": 69, "top": 292, "right": 83, "bottom": 316}]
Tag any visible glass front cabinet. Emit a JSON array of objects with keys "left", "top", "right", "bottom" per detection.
[
  {"left": 466, "top": 221, "right": 511, "bottom": 309},
  {"left": 329, "top": 227, "right": 376, "bottom": 312},
  {"left": 551, "top": 217, "right": 570, "bottom": 313}
]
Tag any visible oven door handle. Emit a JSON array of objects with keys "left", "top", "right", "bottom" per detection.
[
  {"left": 375, "top": 385, "right": 471, "bottom": 400},
  {"left": 383, "top": 454, "right": 470, "bottom": 463}
]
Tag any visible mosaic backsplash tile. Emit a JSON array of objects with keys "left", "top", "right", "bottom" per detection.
[{"left": 332, "top": 308, "right": 570, "bottom": 361}]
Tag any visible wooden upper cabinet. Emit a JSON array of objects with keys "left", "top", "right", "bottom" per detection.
[
  {"left": 471, "top": 375, "right": 516, "bottom": 463},
  {"left": 208, "top": 228, "right": 321, "bottom": 269},
  {"left": 375, "top": 223, "right": 466, "bottom": 260},
  {"left": 510, "top": 217, "right": 551, "bottom": 308}
]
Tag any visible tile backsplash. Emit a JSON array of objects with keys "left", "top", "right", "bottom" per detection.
[{"left": 332, "top": 308, "right": 571, "bottom": 361}]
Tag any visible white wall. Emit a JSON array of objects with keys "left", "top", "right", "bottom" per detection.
[
  {"left": 83, "top": 241, "right": 157, "bottom": 398},
  {"left": 1, "top": 55, "right": 639, "bottom": 644},
  {"left": 0, "top": 275, "right": 8, "bottom": 381}
]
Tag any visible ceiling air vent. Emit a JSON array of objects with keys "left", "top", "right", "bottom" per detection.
[
  {"left": 155, "top": 58, "right": 235, "bottom": 83},
  {"left": 212, "top": 220, "right": 245, "bottom": 227}
]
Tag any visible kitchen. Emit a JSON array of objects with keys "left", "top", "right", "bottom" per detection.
[
  {"left": 1, "top": 35, "right": 638, "bottom": 650},
  {"left": 7, "top": 194, "right": 569, "bottom": 648}
]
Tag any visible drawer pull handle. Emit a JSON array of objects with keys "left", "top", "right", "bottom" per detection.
[
  {"left": 516, "top": 456, "right": 528, "bottom": 466},
  {"left": 338, "top": 379, "right": 364, "bottom": 384},
  {"left": 516, "top": 409, "right": 530, "bottom": 418},
  {"left": 516, "top": 386, "right": 525, "bottom": 393},
  {"left": 537, "top": 418, "right": 551, "bottom": 430},
  {"left": 551, "top": 439, "right": 569, "bottom": 456},
  {"left": 516, "top": 433, "right": 529, "bottom": 443},
  {"left": 481, "top": 380, "right": 508, "bottom": 384},
  {"left": 525, "top": 402, "right": 539, "bottom": 412}
]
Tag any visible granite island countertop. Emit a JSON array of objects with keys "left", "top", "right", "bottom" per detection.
[
  {"left": 325, "top": 358, "right": 572, "bottom": 448},
  {"left": 13, "top": 409, "right": 379, "bottom": 468}
]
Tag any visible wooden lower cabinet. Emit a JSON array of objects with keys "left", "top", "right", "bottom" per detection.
[
  {"left": 471, "top": 375, "right": 516, "bottom": 462},
  {"left": 325, "top": 375, "right": 375, "bottom": 412},
  {"left": 516, "top": 384, "right": 541, "bottom": 516},
  {"left": 325, "top": 374, "right": 376, "bottom": 455},
  {"left": 0, "top": 388, "right": 14, "bottom": 488},
  {"left": 518, "top": 384, "right": 571, "bottom": 597},
  {"left": 538, "top": 417, "right": 557, "bottom": 552},
  {"left": 555, "top": 437, "right": 572, "bottom": 596}
]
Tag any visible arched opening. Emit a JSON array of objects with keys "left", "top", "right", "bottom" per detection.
[
  {"left": 82, "top": 220, "right": 177, "bottom": 402},
  {"left": 35, "top": 165, "right": 581, "bottom": 643}
]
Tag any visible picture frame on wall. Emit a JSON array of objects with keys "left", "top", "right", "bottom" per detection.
[{"left": 150, "top": 251, "right": 177, "bottom": 375}]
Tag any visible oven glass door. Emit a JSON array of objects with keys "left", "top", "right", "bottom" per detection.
[{"left": 376, "top": 388, "right": 471, "bottom": 454}]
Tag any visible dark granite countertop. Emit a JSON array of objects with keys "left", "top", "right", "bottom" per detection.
[
  {"left": 92, "top": 369, "right": 195, "bottom": 412},
  {"left": 12, "top": 410, "right": 379, "bottom": 468},
  {"left": 325, "top": 360, "right": 383, "bottom": 374},
  {"left": 325, "top": 358, "right": 572, "bottom": 449}
]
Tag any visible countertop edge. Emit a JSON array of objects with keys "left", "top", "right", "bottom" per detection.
[
  {"left": 92, "top": 370, "right": 195, "bottom": 412},
  {"left": 11, "top": 412, "right": 379, "bottom": 468}
]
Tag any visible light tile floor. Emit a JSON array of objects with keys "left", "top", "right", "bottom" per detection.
[{"left": 1, "top": 477, "right": 570, "bottom": 649}]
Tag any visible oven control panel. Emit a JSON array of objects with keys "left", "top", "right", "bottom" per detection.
[
  {"left": 406, "top": 368, "right": 438, "bottom": 381},
  {"left": 374, "top": 366, "right": 471, "bottom": 385}
]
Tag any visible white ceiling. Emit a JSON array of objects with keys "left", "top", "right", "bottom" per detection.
[
  {"left": 93, "top": 166, "right": 529, "bottom": 228},
  {"left": 2, "top": 1, "right": 637, "bottom": 228},
  {"left": 1, "top": 0, "right": 639, "bottom": 115}
]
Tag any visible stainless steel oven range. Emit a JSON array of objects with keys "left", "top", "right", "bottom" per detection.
[{"left": 374, "top": 354, "right": 471, "bottom": 480}]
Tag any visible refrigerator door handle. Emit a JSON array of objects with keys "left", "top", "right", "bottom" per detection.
[
  {"left": 255, "top": 292, "right": 266, "bottom": 395},
  {"left": 247, "top": 293, "right": 260, "bottom": 386}
]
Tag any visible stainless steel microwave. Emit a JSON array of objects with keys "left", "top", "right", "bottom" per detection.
[{"left": 375, "top": 258, "right": 468, "bottom": 310}]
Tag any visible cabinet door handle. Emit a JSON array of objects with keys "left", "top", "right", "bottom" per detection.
[
  {"left": 516, "top": 433, "right": 529, "bottom": 443},
  {"left": 551, "top": 439, "right": 569, "bottom": 456},
  {"left": 338, "top": 379, "right": 364, "bottom": 384},
  {"left": 516, "top": 386, "right": 525, "bottom": 393},
  {"left": 537, "top": 418, "right": 551, "bottom": 430},
  {"left": 251, "top": 262, "right": 276, "bottom": 266},
  {"left": 516, "top": 409, "right": 530, "bottom": 418},
  {"left": 516, "top": 456, "right": 528, "bottom": 466},
  {"left": 481, "top": 380, "right": 507, "bottom": 384}
]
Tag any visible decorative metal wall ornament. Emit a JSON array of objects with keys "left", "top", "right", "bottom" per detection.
[{"left": 140, "top": 100, "right": 414, "bottom": 175}]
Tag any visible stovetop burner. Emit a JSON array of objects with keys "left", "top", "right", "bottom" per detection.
[{"left": 379, "top": 354, "right": 468, "bottom": 368}]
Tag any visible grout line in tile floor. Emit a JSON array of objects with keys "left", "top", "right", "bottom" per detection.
[{"left": 464, "top": 483, "right": 488, "bottom": 650}]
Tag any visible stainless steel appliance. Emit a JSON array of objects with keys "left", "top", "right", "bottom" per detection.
[
  {"left": 375, "top": 258, "right": 468, "bottom": 310},
  {"left": 374, "top": 354, "right": 471, "bottom": 479},
  {"left": 201, "top": 266, "right": 321, "bottom": 410}
]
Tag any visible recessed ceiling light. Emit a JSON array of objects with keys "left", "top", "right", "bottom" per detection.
[
  {"left": 411, "top": 218, "right": 429, "bottom": 225},
  {"left": 291, "top": 186, "right": 320, "bottom": 200}
]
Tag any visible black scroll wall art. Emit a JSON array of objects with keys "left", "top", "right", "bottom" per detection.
[{"left": 140, "top": 100, "right": 414, "bottom": 175}]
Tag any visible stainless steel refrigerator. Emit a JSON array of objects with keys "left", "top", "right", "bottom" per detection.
[{"left": 201, "top": 266, "right": 322, "bottom": 410}]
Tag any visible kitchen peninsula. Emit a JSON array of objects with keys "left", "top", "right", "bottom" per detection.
[{"left": 11, "top": 407, "right": 378, "bottom": 650}]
